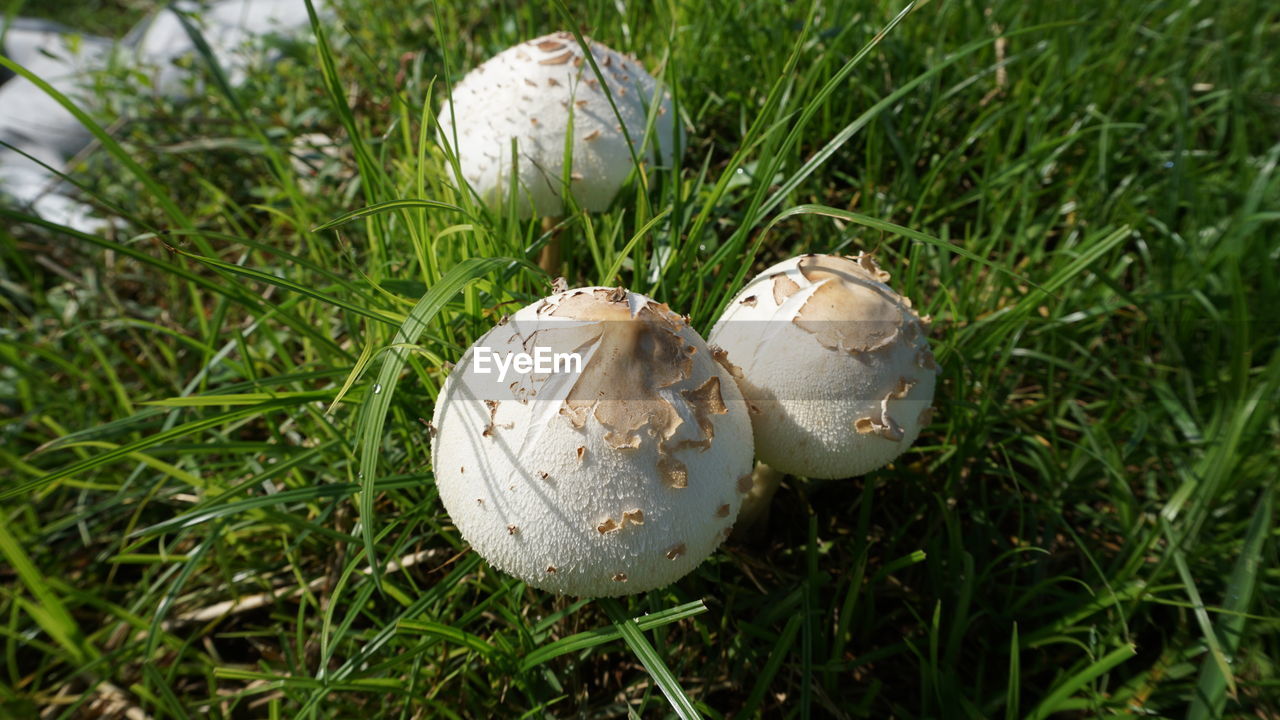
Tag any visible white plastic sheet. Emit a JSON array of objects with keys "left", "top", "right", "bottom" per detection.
[{"left": 0, "top": 0, "right": 329, "bottom": 233}]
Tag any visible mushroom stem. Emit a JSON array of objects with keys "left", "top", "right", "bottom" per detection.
[
  {"left": 537, "top": 216, "right": 561, "bottom": 273},
  {"left": 731, "top": 461, "right": 785, "bottom": 538}
]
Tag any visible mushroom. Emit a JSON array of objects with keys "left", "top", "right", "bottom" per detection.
[
  {"left": 436, "top": 32, "right": 681, "bottom": 272},
  {"left": 708, "top": 254, "right": 938, "bottom": 523},
  {"left": 437, "top": 31, "right": 680, "bottom": 218},
  {"left": 430, "top": 285, "right": 753, "bottom": 597}
]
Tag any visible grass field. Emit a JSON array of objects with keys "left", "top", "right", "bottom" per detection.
[{"left": 2, "top": 0, "right": 1278, "bottom": 717}]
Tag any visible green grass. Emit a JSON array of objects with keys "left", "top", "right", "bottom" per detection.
[{"left": 2, "top": 0, "right": 1278, "bottom": 717}]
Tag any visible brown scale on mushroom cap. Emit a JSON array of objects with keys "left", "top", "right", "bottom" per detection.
[
  {"left": 597, "top": 509, "right": 645, "bottom": 534},
  {"left": 539, "top": 52, "right": 572, "bottom": 65},
  {"left": 789, "top": 255, "right": 911, "bottom": 354},
  {"left": 710, "top": 346, "right": 745, "bottom": 380},
  {"left": 854, "top": 391, "right": 908, "bottom": 442},
  {"left": 546, "top": 289, "right": 728, "bottom": 489},
  {"left": 482, "top": 399, "right": 508, "bottom": 438},
  {"left": 657, "top": 455, "right": 689, "bottom": 489},
  {"left": 672, "top": 376, "right": 727, "bottom": 452},
  {"left": 770, "top": 273, "right": 800, "bottom": 305}
]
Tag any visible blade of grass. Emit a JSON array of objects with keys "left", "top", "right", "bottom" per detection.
[
  {"left": 1023, "top": 643, "right": 1137, "bottom": 720},
  {"left": 600, "top": 598, "right": 702, "bottom": 720},
  {"left": 519, "top": 600, "right": 707, "bottom": 671},
  {"left": 0, "top": 522, "right": 95, "bottom": 663},
  {"left": 1005, "top": 624, "right": 1020, "bottom": 720},
  {"left": 739, "top": 613, "right": 804, "bottom": 718},
  {"left": 355, "top": 257, "right": 515, "bottom": 585},
  {"left": 1160, "top": 515, "right": 1237, "bottom": 698},
  {"left": 1186, "top": 487, "right": 1272, "bottom": 720},
  {"left": 311, "top": 199, "right": 469, "bottom": 231},
  {"left": 3, "top": 399, "right": 319, "bottom": 501}
]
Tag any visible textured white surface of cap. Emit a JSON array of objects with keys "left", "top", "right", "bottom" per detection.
[
  {"left": 437, "top": 32, "right": 680, "bottom": 217},
  {"left": 709, "top": 254, "right": 938, "bottom": 479},
  {"left": 431, "top": 287, "right": 753, "bottom": 597}
]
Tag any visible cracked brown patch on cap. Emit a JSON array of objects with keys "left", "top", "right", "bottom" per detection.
[
  {"left": 482, "top": 399, "right": 507, "bottom": 438},
  {"left": 559, "top": 404, "right": 590, "bottom": 429},
  {"left": 878, "top": 394, "right": 905, "bottom": 441},
  {"left": 854, "top": 252, "right": 891, "bottom": 282},
  {"left": 550, "top": 290, "right": 721, "bottom": 482},
  {"left": 710, "top": 345, "right": 744, "bottom": 380},
  {"left": 536, "top": 39, "right": 566, "bottom": 52},
  {"left": 612, "top": 573, "right": 628, "bottom": 582},
  {"left": 658, "top": 455, "right": 688, "bottom": 489},
  {"left": 739, "top": 294, "right": 758, "bottom": 307},
  {"left": 855, "top": 392, "right": 907, "bottom": 441},
  {"left": 792, "top": 255, "right": 908, "bottom": 354},
  {"left": 771, "top": 273, "right": 801, "bottom": 304},
  {"left": 604, "top": 430, "right": 642, "bottom": 450},
  {"left": 622, "top": 509, "right": 644, "bottom": 526},
  {"left": 597, "top": 518, "right": 620, "bottom": 534},
  {"left": 666, "top": 543, "right": 686, "bottom": 560},
  {"left": 716, "top": 503, "right": 731, "bottom": 518},
  {"left": 672, "top": 376, "right": 726, "bottom": 452},
  {"left": 737, "top": 473, "right": 753, "bottom": 493},
  {"left": 539, "top": 52, "right": 573, "bottom": 65}
]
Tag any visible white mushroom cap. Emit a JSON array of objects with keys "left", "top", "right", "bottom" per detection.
[
  {"left": 437, "top": 31, "right": 680, "bottom": 217},
  {"left": 708, "top": 254, "right": 939, "bottom": 479},
  {"left": 430, "top": 287, "right": 753, "bottom": 597}
]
